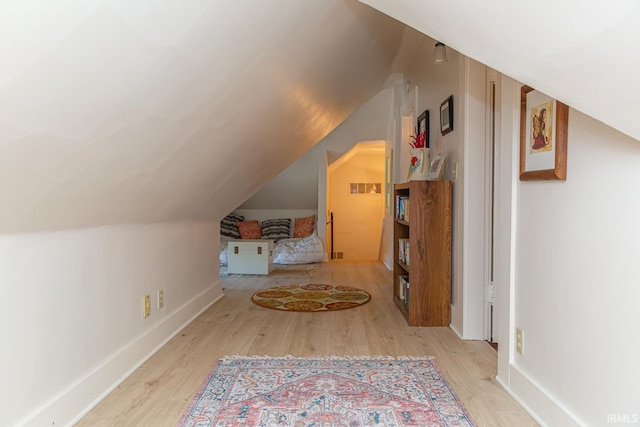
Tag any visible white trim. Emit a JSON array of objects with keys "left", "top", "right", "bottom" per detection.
[
  {"left": 19, "top": 281, "right": 223, "bottom": 427},
  {"left": 496, "top": 75, "right": 518, "bottom": 385},
  {"left": 507, "top": 365, "right": 586, "bottom": 426},
  {"left": 449, "top": 320, "right": 464, "bottom": 340},
  {"left": 483, "top": 73, "right": 495, "bottom": 342},
  {"left": 460, "top": 57, "right": 486, "bottom": 340},
  {"left": 382, "top": 252, "right": 393, "bottom": 271},
  {"left": 496, "top": 374, "right": 548, "bottom": 427}
]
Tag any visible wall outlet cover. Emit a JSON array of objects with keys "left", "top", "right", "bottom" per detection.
[
  {"left": 516, "top": 327, "right": 524, "bottom": 355},
  {"left": 143, "top": 295, "right": 151, "bottom": 318},
  {"left": 158, "top": 289, "right": 164, "bottom": 309}
]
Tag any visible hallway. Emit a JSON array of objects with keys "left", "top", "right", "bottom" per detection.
[{"left": 76, "top": 261, "right": 537, "bottom": 426}]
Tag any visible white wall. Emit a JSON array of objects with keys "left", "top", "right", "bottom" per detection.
[
  {"left": 397, "top": 44, "right": 489, "bottom": 340},
  {"left": 399, "top": 39, "right": 474, "bottom": 337},
  {"left": 497, "top": 78, "right": 640, "bottom": 425},
  {"left": 0, "top": 222, "right": 222, "bottom": 427}
]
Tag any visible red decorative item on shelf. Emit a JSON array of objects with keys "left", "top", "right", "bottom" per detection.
[
  {"left": 408, "top": 125, "right": 430, "bottom": 181},
  {"left": 409, "top": 126, "right": 427, "bottom": 148}
]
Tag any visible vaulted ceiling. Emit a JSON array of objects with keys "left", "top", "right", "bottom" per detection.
[
  {"left": 2, "top": 0, "right": 638, "bottom": 235},
  {"left": 0, "top": 0, "right": 409, "bottom": 234}
]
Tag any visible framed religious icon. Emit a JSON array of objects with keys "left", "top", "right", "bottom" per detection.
[{"left": 520, "top": 85, "right": 569, "bottom": 181}]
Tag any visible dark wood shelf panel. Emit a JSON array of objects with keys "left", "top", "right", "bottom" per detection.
[
  {"left": 396, "top": 260, "right": 409, "bottom": 273},
  {"left": 392, "top": 181, "right": 452, "bottom": 327},
  {"left": 393, "top": 295, "right": 409, "bottom": 317},
  {"left": 394, "top": 182, "right": 410, "bottom": 191}
]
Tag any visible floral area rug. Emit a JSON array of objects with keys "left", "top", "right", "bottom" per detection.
[
  {"left": 251, "top": 284, "right": 371, "bottom": 312},
  {"left": 177, "top": 356, "right": 476, "bottom": 426}
]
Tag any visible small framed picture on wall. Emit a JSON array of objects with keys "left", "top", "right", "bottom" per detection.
[
  {"left": 440, "top": 95, "right": 453, "bottom": 135},
  {"left": 428, "top": 152, "right": 447, "bottom": 181},
  {"left": 519, "top": 85, "right": 568, "bottom": 181}
]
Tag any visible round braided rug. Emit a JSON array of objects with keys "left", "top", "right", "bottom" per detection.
[{"left": 251, "top": 284, "right": 371, "bottom": 312}]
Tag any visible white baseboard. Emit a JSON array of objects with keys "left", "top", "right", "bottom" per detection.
[
  {"left": 19, "top": 280, "right": 223, "bottom": 427},
  {"left": 495, "top": 365, "right": 586, "bottom": 427},
  {"left": 449, "top": 322, "right": 464, "bottom": 340},
  {"left": 448, "top": 301, "right": 467, "bottom": 340},
  {"left": 496, "top": 374, "right": 549, "bottom": 427},
  {"left": 382, "top": 254, "right": 393, "bottom": 270}
]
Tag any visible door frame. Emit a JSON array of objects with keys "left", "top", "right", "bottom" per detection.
[{"left": 483, "top": 69, "right": 501, "bottom": 342}]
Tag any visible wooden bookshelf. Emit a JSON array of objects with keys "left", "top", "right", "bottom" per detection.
[{"left": 393, "top": 181, "right": 452, "bottom": 326}]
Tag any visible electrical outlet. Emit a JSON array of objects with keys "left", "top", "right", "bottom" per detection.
[
  {"left": 516, "top": 327, "right": 524, "bottom": 355},
  {"left": 143, "top": 295, "right": 151, "bottom": 318},
  {"left": 158, "top": 289, "right": 164, "bottom": 309}
]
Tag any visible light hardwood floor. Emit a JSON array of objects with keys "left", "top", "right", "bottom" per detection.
[{"left": 76, "top": 260, "right": 538, "bottom": 426}]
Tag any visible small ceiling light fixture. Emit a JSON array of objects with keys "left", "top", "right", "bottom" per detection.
[{"left": 433, "top": 41, "right": 448, "bottom": 64}]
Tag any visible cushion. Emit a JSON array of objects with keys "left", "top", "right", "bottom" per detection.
[
  {"left": 261, "top": 218, "right": 291, "bottom": 242},
  {"left": 294, "top": 215, "right": 315, "bottom": 238},
  {"left": 220, "top": 213, "right": 244, "bottom": 239},
  {"left": 237, "top": 220, "right": 261, "bottom": 239}
]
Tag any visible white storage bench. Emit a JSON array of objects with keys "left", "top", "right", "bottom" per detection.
[{"left": 227, "top": 240, "right": 274, "bottom": 275}]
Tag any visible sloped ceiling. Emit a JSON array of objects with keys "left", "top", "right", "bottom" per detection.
[
  {"left": 0, "top": 0, "right": 408, "bottom": 234},
  {"left": 240, "top": 82, "right": 399, "bottom": 210},
  {"left": 360, "top": 0, "right": 640, "bottom": 141}
]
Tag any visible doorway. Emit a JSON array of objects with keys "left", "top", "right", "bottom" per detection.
[{"left": 327, "top": 141, "right": 386, "bottom": 261}]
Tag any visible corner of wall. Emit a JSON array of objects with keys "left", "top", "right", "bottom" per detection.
[{"left": 23, "top": 281, "right": 223, "bottom": 427}]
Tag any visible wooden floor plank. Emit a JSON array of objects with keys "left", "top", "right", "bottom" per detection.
[{"left": 76, "top": 260, "right": 538, "bottom": 426}]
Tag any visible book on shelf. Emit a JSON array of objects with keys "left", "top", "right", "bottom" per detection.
[
  {"left": 398, "top": 238, "right": 409, "bottom": 265},
  {"left": 404, "top": 281, "right": 409, "bottom": 311},
  {"left": 395, "top": 196, "right": 410, "bottom": 221},
  {"left": 398, "top": 275, "right": 409, "bottom": 304},
  {"left": 398, "top": 275, "right": 410, "bottom": 310},
  {"left": 404, "top": 199, "right": 410, "bottom": 222}
]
